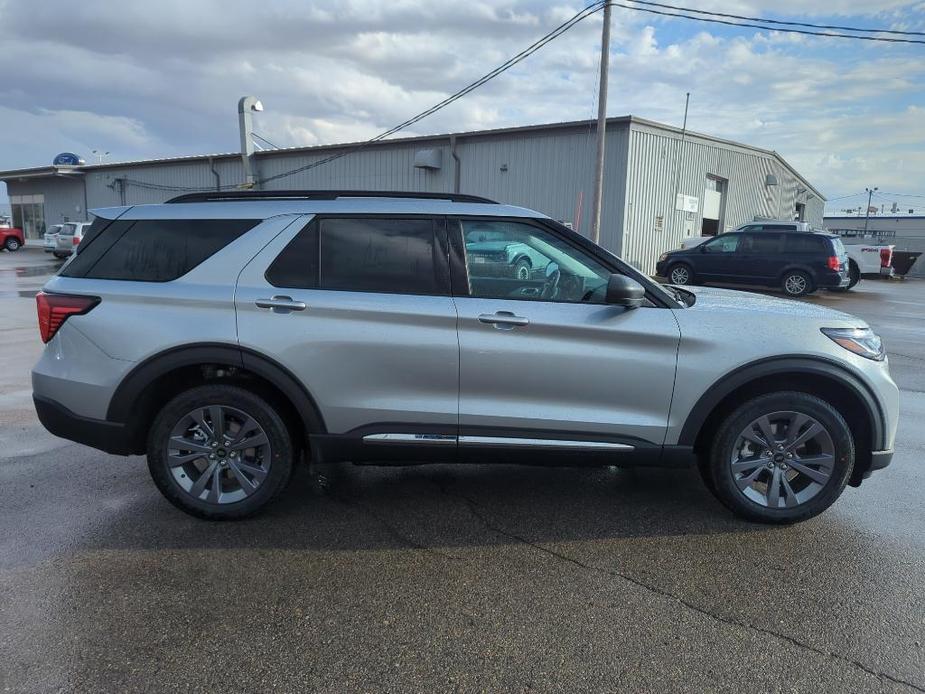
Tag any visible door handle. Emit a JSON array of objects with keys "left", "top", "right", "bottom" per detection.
[
  {"left": 255, "top": 296, "right": 307, "bottom": 313},
  {"left": 478, "top": 311, "right": 529, "bottom": 329}
]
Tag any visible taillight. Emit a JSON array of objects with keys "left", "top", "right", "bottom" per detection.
[
  {"left": 36, "top": 292, "right": 99, "bottom": 343},
  {"left": 72, "top": 235, "right": 80, "bottom": 246},
  {"left": 827, "top": 256, "right": 841, "bottom": 271},
  {"left": 880, "top": 247, "right": 892, "bottom": 268}
]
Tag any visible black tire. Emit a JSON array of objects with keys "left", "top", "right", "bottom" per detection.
[
  {"left": 147, "top": 384, "right": 294, "bottom": 520},
  {"left": 513, "top": 257, "right": 532, "bottom": 280},
  {"left": 847, "top": 262, "right": 860, "bottom": 289},
  {"left": 702, "top": 392, "right": 854, "bottom": 524},
  {"left": 830, "top": 262, "right": 860, "bottom": 293},
  {"left": 53, "top": 252, "right": 69, "bottom": 259},
  {"left": 4, "top": 237, "right": 21, "bottom": 252},
  {"left": 781, "top": 270, "right": 813, "bottom": 297},
  {"left": 668, "top": 262, "right": 694, "bottom": 286}
]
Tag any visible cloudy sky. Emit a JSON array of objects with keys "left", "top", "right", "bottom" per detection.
[{"left": 1, "top": 0, "right": 923, "bottom": 215}]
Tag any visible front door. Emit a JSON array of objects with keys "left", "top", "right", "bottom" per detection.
[
  {"left": 694, "top": 232, "right": 743, "bottom": 281},
  {"left": 451, "top": 218, "right": 681, "bottom": 459},
  {"left": 235, "top": 214, "right": 460, "bottom": 456}
]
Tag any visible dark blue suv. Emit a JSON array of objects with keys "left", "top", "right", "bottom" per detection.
[{"left": 656, "top": 230, "right": 850, "bottom": 297}]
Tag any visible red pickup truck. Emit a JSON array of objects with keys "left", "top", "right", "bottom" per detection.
[{"left": 0, "top": 225, "right": 25, "bottom": 252}]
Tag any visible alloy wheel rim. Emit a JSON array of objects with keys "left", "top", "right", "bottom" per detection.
[
  {"left": 785, "top": 275, "right": 806, "bottom": 294},
  {"left": 671, "top": 267, "right": 689, "bottom": 284},
  {"left": 730, "top": 410, "right": 835, "bottom": 509},
  {"left": 517, "top": 265, "right": 530, "bottom": 280},
  {"left": 167, "top": 405, "right": 271, "bottom": 504}
]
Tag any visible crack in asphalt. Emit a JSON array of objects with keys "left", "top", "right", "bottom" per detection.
[
  {"left": 329, "top": 492, "right": 463, "bottom": 563},
  {"left": 441, "top": 486, "right": 925, "bottom": 693}
]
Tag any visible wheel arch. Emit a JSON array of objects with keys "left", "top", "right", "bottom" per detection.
[
  {"left": 679, "top": 356, "right": 884, "bottom": 486},
  {"left": 107, "top": 343, "right": 327, "bottom": 454}
]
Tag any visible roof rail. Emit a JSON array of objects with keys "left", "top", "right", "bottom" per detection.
[{"left": 166, "top": 190, "right": 498, "bottom": 204}]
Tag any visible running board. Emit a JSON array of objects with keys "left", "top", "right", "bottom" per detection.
[{"left": 362, "top": 433, "right": 634, "bottom": 451}]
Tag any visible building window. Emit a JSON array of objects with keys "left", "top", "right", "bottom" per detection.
[{"left": 9, "top": 194, "right": 46, "bottom": 240}]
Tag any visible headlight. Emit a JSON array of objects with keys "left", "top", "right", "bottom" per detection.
[
  {"left": 821, "top": 327, "right": 885, "bottom": 361},
  {"left": 658, "top": 252, "right": 668, "bottom": 262}
]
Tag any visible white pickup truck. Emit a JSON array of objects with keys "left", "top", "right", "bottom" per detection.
[{"left": 679, "top": 221, "right": 894, "bottom": 290}]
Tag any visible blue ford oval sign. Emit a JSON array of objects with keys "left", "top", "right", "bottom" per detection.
[{"left": 53, "top": 152, "right": 83, "bottom": 166}]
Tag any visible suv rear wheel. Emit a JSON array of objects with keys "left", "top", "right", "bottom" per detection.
[
  {"left": 702, "top": 392, "right": 853, "bottom": 524},
  {"left": 782, "top": 270, "right": 813, "bottom": 297},
  {"left": 147, "top": 384, "right": 294, "bottom": 520},
  {"left": 4, "top": 237, "right": 21, "bottom": 251}
]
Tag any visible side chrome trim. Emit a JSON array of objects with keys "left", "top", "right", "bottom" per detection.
[
  {"left": 363, "top": 433, "right": 457, "bottom": 445},
  {"left": 458, "top": 436, "right": 634, "bottom": 450}
]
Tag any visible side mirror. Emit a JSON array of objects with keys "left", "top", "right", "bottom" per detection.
[
  {"left": 698, "top": 244, "right": 707, "bottom": 253},
  {"left": 605, "top": 274, "right": 645, "bottom": 309}
]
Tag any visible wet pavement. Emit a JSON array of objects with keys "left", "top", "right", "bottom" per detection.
[{"left": 1, "top": 247, "right": 924, "bottom": 692}]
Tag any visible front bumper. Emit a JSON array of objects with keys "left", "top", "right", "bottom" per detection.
[{"left": 34, "top": 395, "right": 134, "bottom": 455}]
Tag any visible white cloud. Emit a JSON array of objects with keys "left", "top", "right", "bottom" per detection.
[{"left": 0, "top": 0, "right": 922, "bottom": 202}]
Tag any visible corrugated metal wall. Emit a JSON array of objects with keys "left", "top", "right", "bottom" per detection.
[
  {"left": 6, "top": 119, "right": 824, "bottom": 268},
  {"left": 623, "top": 121, "right": 825, "bottom": 273}
]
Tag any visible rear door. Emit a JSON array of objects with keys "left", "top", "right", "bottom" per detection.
[
  {"left": 738, "top": 232, "right": 784, "bottom": 282},
  {"left": 235, "top": 214, "right": 460, "bottom": 453},
  {"left": 451, "top": 217, "right": 680, "bottom": 457}
]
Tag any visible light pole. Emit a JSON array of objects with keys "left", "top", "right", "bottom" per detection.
[
  {"left": 864, "top": 186, "right": 878, "bottom": 233},
  {"left": 238, "top": 96, "right": 264, "bottom": 189},
  {"left": 92, "top": 150, "right": 110, "bottom": 164}
]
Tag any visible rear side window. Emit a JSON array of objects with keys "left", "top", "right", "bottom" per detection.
[
  {"left": 785, "top": 234, "right": 826, "bottom": 254},
  {"left": 266, "top": 217, "right": 447, "bottom": 295},
  {"left": 61, "top": 219, "right": 257, "bottom": 282},
  {"left": 742, "top": 233, "right": 783, "bottom": 254}
]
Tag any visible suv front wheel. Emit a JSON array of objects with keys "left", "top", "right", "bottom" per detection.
[
  {"left": 147, "top": 384, "right": 294, "bottom": 520},
  {"left": 702, "top": 392, "right": 854, "bottom": 524}
]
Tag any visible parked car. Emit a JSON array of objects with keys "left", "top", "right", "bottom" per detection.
[
  {"left": 678, "top": 221, "right": 893, "bottom": 290},
  {"left": 43, "top": 224, "right": 63, "bottom": 253},
  {"left": 464, "top": 223, "right": 553, "bottom": 279},
  {"left": 657, "top": 230, "right": 850, "bottom": 297},
  {"left": 32, "top": 191, "right": 897, "bottom": 524},
  {"left": 1, "top": 225, "right": 25, "bottom": 252},
  {"left": 53, "top": 221, "right": 91, "bottom": 258}
]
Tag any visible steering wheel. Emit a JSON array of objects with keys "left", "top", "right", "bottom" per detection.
[{"left": 541, "top": 262, "right": 561, "bottom": 300}]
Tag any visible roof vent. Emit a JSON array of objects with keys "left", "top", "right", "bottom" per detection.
[
  {"left": 413, "top": 148, "right": 442, "bottom": 170},
  {"left": 765, "top": 174, "right": 779, "bottom": 187}
]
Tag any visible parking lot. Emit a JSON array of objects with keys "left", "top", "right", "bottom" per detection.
[{"left": 1, "top": 247, "right": 923, "bottom": 692}]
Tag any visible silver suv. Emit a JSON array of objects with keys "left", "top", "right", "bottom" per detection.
[{"left": 32, "top": 191, "right": 899, "bottom": 523}]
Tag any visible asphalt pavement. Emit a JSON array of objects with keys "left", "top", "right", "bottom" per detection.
[{"left": 1, "top": 247, "right": 924, "bottom": 693}]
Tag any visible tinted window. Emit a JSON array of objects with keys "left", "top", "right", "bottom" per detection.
[
  {"left": 784, "top": 234, "right": 826, "bottom": 254},
  {"left": 265, "top": 221, "right": 319, "bottom": 289},
  {"left": 741, "top": 233, "right": 783, "bottom": 254},
  {"left": 702, "top": 234, "right": 740, "bottom": 253},
  {"left": 62, "top": 219, "right": 256, "bottom": 282},
  {"left": 461, "top": 219, "right": 612, "bottom": 304},
  {"left": 267, "top": 217, "right": 445, "bottom": 294}
]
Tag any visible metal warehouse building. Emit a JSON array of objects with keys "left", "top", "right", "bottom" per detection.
[{"left": 0, "top": 115, "right": 825, "bottom": 273}]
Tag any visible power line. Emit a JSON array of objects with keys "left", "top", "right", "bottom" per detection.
[
  {"left": 625, "top": 0, "right": 925, "bottom": 37},
  {"left": 258, "top": 1, "right": 607, "bottom": 185},
  {"left": 252, "top": 132, "right": 282, "bottom": 149},
  {"left": 616, "top": 1, "right": 925, "bottom": 44}
]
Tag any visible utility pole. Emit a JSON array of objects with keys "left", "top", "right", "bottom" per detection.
[
  {"left": 590, "top": 1, "right": 612, "bottom": 245},
  {"left": 671, "top": 92, "right": 690, "bottom": 237},
  {"left": 238, "top": 96, "right": 264, "bottom": 189},
  {"left": 863, "top": 186, "right": 878, "bottom": 233}
]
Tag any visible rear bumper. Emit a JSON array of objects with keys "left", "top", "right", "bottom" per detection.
[
  {"left": 816, "top": 269, "right": 849, "bottom": 288},
  {"left": 33, "top": 395, "right": 134, "bottom": 455}
]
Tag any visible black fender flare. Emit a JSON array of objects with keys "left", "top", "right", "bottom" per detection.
[
  {"left": 107, "top": 342, "right": 327, "bottom": 436},
  {"left": 678, "top": 355, "right": 885, "bottom": 449}
]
